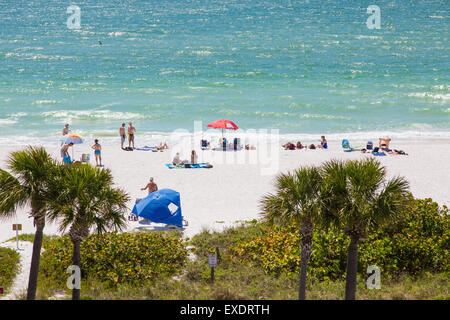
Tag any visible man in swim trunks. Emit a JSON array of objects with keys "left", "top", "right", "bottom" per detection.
[
  {"left": 128, "top": 122, "right": 136, "bottom": 149},
  {"left": 119, "top": 123, "right": 126, "bottom": 149},
  {"left": 141, "top": 177, "right": 158, "bottom": 195},
  {"left": 60, "top": 142, "right": 73, "bottom": 163},
  {"left": 91, "top": 139, "right": 102, "bottom": 167}
]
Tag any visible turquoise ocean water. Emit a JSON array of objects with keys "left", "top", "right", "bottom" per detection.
[{"left": 0, "top": 0, "right": 449, "bottom": 145}]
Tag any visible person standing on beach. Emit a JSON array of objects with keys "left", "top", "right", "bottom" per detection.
[
  {"left": 91, "top": 139, "right": 102, "bottom": 167},
  {"left": 61, "top": 124, "right": 70, "bottom": 145},
  {"left": 128, "top": 122, "right": 136, "bottom": 149},
  {"left": 60, "top": 142, "right": 73, "bottom": 162},
  {"left": 119, "top": 123, "right": 126, "bottom": 149},
  {"left": 62, "top": 124, "right": 70, "bottom": 136},
  {"left": 141, "top": 177, "right": 158, "bottom": 195}
]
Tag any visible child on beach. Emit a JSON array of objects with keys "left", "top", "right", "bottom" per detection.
[
  {"left": 318, "top": 136, "right": 328, "bottom": 149},
  {"left": 91, "top": 139, "right": 102, "bottom": 167}
]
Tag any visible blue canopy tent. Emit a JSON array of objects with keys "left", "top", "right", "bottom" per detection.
[{"left": 132, "top": 189, "right": 183, "bottom": 228}]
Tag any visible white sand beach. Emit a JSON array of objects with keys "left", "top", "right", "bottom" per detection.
[
  {"left": 1, "top": 138, "right": 449, "bottom": 243},
  {"left": 1, "top": 138, "right": 449, "bottom": 299}
]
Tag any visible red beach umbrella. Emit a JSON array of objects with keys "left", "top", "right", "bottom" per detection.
[
  {"left": 207, "top": 119, "right": 238, "bottom": 130},
  {"left": 207, "top": 119, "right": 239, "bottom": 138}
]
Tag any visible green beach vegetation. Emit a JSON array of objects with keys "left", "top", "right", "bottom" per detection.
[
  {"left": 0, "top": 149, "right": 448, "bottom": 300},
  {"left": 0, "top": 247, "right": 21, "bottom": 295},
  {"left": 0, "top": 146, "right": 57, "bottom": 300},
  {"left": 4, "top": 197, "right": 448, "bottom": 300}
]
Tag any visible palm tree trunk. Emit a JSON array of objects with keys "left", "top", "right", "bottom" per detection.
[
  {"left": 298, "top": 220, "right": 313, "bottom": 300},
  {"left": 72, "top": 240, "right": 81, "bottom": 300},
  {"left": 345, "top": 234, "right": 359, "bottom": 300},
  {"left": 26, "top": 218, "right": 45, "bottom": 300}
]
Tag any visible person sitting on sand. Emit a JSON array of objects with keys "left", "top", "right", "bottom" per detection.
[
  {"left": 60, "top": 142, "right": 73, "bottom": 162},
  {"left": 91, "top": 139, "right": 102, "bottom": 167},
  {"left": 173, "top": 152, "right": 182, "bottom": 166},
  {"left": 119, "top": 123, "right": 126, "bottom": 149},
  {"left": 379, "top": 137, "right": 391, "bottom": 149},
  {"left": 309, "top": 144, "right": 316, "bottom": 150},
  {"left": 317, "top": 136, "right": 328, "bottom": 149},
  {"left": 157, "top": 141, "right": 169, "bottom": 150},
  {"left": 128, "top": 122, "right": 136, "bottom": 149},
  {"left": 141, "top": 177, "right": 158, "bottom": 195},
  {"left": 191, "top": 150, "right": 198, "bottom": 164}
]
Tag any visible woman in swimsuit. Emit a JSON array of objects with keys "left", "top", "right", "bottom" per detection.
[{"left": 91, "top": 139, "right": 102, "bottom": 167}]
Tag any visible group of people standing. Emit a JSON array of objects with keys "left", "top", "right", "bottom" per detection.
[{"left": 120, "top": 122, "right": 136, "bottom": 149}]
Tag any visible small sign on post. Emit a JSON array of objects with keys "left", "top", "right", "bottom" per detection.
[
  {"left": 208, "top": 253, "right": 217, "bottom": 283},
  {"left": 12, "top": 224, "right": 22, "bottom": 250}
]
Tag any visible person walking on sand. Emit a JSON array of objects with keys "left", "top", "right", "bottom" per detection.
[
  {"left": 119, "top": 123, "right": 126, "bottom": 149},
  {"left": 128, "top": 122, "right": 136, "bottom": 149},
  {"left": 91, "top": 139, "right": 102, "bottom": 167},
  {"left": 141, "top": 177, "right": 158, "bottom": 195}
]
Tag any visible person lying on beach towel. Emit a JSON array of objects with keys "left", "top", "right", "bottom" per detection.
[
  {"left": 296, "top": 141, "right": 305, "bottom": 149},
  {"left": 282, "top": 142, "right": 296, "bottom": 150},
  {"left": 245, "top": 144, "right": 256, "bottom": 150}
]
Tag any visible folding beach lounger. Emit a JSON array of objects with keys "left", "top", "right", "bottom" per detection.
[{"left": 342, "top": 139, "right": 362, "bottom": 152}]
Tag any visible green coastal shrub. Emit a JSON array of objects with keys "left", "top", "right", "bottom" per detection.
[
  {"left": 230, "top": 198, "right": 449, "bottom": 279},
  {"left": 39, "top": 231, "right": 187, "bottom": 286},
  {"left": 0, "top": 247, "right": 21, "bottom": 294}
]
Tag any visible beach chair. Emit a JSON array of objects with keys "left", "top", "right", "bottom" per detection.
[
  {"left": 80, "top": 154, "right": 90, "bottom": 164},
  {"left": 342, "top": 139, "right": 362, "bottom": 152},
  {"left": 201, "top": 139, "right": 210, "bottom": 150}
]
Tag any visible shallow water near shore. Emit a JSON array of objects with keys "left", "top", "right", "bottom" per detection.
[{"left": 0, "top": 0, "right": 449, "bottom": 142}]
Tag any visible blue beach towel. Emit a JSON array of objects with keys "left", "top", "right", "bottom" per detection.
[
  {"left": 166, "top": 163, "right": 212, "bottom": 169},
  {"left": 372, "top": 152, "right": 387, "bottom": 156}
]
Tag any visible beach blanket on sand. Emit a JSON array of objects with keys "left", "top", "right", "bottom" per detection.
[
  {"left": 372, "top": 152, "right": 387, "bottom": 156},
  {"left": 136, "top": 146, "right": 163, "bottom": 152},
  {"left": 166, "top": 163, "right": 212, "bottom": 169}
]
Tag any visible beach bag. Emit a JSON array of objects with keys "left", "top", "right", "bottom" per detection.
[
  {"left": 63, "top": 156, "right": 72, "bottom": 164},
  {"left": 373, "top": 147, "right": 380, "bottom": 153},
  {"left": 124, "top": 147, "right": 133, "bottom": 151},
  {"left": 366, "top": 141, "right": 373, "bottom": 150}
]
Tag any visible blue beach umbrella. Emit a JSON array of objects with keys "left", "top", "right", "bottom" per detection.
[{"left": 132, "top": 189, "right": 183, "bottom": 228}]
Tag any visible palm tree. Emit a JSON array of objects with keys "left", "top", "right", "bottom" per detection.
[
  {"left": 0, "top": 146, "right": 57, "bottom": 300},
  {"left": 45, "top": 164, "right": 129, "bottom": 300},
  {"left": 260, "top": 166, "right": 322, "bottom": 300},
  {"left": 320, "top": 158, "right": 410, "bottom": 300}
]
